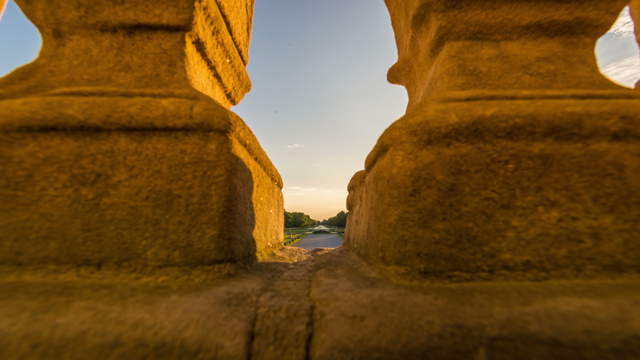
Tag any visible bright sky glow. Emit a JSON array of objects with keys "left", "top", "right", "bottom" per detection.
[
  {"left": 0, "top": 1, "right": 637, "bottom": 220},
  {"left": 597, "top": 7, "right": 640, "bottom": 87}
]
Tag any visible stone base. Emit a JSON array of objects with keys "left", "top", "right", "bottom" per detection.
[
  {"left": 1, "top": 249, "right": 639, "bottom": 359},
  {"left": 311, "top": 250, "right": 640, "bottom": 360},
  {"left": 0, "top": 94, "right": 283, "bottom": 267},
  {"left": 346, "top": 94, "right": 640, "bottom": 280}
]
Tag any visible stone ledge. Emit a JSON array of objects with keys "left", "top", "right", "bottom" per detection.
[
  {"left": 311, "top": 250, "right": 640, "bottom": 360},
  {"left": 1, "top": 249, "right": 639, "bottom": 359}
]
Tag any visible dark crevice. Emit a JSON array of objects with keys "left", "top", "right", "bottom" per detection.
[
  {"left": 246, "top": 256, "right": 318, "bottom": 360},
  {"left": 304, "top": 302, "right": 316, "bottom": 360},
  {"left": 7, "top": 127, "right": 220, "bottom": 133},
  {"left": 190, "top": 36, "right": 238, "bottom": 105},
  {"left": 246, "top": 304, "right": 258, "bottom": 360},
  {"left": 211, "top": 0, "right": 249, "bottom": 65},
  {"left": 304, "top": 258, "right": 317, "bottom": 360},
  {"left": 97, "top": 24, "right": 191, "bottom": 34}
]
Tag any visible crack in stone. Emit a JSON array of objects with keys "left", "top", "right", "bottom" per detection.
[
  {"left": 212, "top": 0, "right": 249, "bottom": 65},
  {"left": 189, "top": 35, "right": 238, "bottom": 105},
  {"left": 248, "top": 256, "right": 317, "bottom": 360},
  {"left": 246, "top": 301, "right": 259, "bottom": 360},
  {"left": 303, "top": 302, "right": 316, "bottom": 360}
]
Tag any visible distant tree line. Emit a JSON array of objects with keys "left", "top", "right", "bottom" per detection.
[
  {"left": 320, "top": 211, "right": 348, "bottom": 228},
  {"left": 284, "top": 211, "right": 318, "bottom": 228},
  {"left": 284, "top": 210, "right": 349, "bottom": 228}
]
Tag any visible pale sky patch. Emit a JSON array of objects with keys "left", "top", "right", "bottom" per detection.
[
  {"left": 286, "top": 143, "right": 304, "bottom": 150},
  {"left": 601, "top": 56, "right": 640, "bottom": 87},
  {"left": 599, "top": 6, "right": 640, "bottom": 88},
  {"left": 284, "top": 186, "right": 343, "bottom": 197},
  {"left": 609, "top": 7, "right": 635, "bottom": 38},
  {"left": 283, "top": 186, "right": 348, "bottom": 219}
]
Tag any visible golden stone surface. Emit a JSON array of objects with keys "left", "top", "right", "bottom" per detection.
[
  {"left": 345, "top": 0, "right": 640, "bottom": 279},
  {"left": 1, "top": 1, "right": 639, "bottom": 358},
  {"left": 0, "top": 0, "right": 283, "bottom": 267},
  {"left": 0, "top": 0, "right": 6, "bottom": 20},
  {"left": 632, "top": 0, "right": 640, "bottom": 89}
]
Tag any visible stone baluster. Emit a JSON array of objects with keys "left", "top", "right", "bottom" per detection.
[
  {"left": 631, "top": 0, "right": 640, "bottom": 89},
  {"left": 0, "top": 0, "right": 283, "bottom": 268},
  {"left": 346, "top": 0, "right": 640, "bottom": 280},
  {"left": 0, "top": 0, "right": 6, "bottom": 21}
]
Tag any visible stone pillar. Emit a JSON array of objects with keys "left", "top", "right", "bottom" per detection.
[
  {"left": 0, "top": 0, "right": 6, "bottom": 21},
  {"left": 631, "top": 0, "right": 640, "bottom": 89},
  {"left": 346, "top": 0, "right": 640, "bottom": 280},
  {"left": 632, "top": 1, "right": 640, "bottom": 46},
  {"left": 0, "top": 0, "right": 284, "bottom": 267}
]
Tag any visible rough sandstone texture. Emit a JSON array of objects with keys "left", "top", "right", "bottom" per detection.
[
  {"left": 0, "top": 0, "right": 253, "bottom": 108},
  {"left": 345, "top": 0, "right": 640, "bottom": 280},
  {"left": 0, "top": 0, "right": 6, "bottom": 20},
  {"left": 1, "top": 249, "right": 639, "bottom": 360},
  {"left": 632, "top": 0, "right": 640, "bottom": 89},
  {"left": 1, "top": 1, "right": 640, "bottom": 359},
  {"left": 0, "top": 0, "right": 283, "bottom": 266},
  {"left": 633, "top": 1, "right": 640, "bottom": 47}
]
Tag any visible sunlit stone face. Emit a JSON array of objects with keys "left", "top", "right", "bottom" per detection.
[
  {"left": 631, "top": 0, "right": 640, "bottom": 88},
  {"left": 0, "top": 0, "right": 7, "bottom": 21},
  {"left": 632, "top": 0, "right": 640, "bottom": 46}
]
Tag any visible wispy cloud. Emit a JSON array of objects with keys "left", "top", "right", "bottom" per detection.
[
  {"left": 286, "top": 143, "right": 304, "bottom": 150},
  {"left": 601, "top": 56, "right": 640, "bottom": 88},
  {"left": 284, "top": 186, "right": 343, "bottom": 197},
  {"left": 608, "top": 7, "right": 635, "bottom": 38},
  {"left": 283, "top": 186, "right": 349, "bottom": 219},
  {"left": 599, "top": 6, "right": 639, "bottom": 88}
]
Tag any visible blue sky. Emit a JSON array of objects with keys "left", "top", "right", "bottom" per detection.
[{"left": 1, "top": 1, "right": 638, "bottom": 219}]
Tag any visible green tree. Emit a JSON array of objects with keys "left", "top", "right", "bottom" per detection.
[
  {"left": 321, "top": 211, "right": 348, "bottom": 228},
  {"left": 284, "top": 210, "right": 317, "bottom": 228}
]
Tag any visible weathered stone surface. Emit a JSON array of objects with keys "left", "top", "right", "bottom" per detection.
[
  {"left": 1, "top": 0, "right": 253, "bottom": 107},
  {"left": 1, "top": 249, "right": 639, "bottom": 359},
  {"left": 310, "top": 250, "right": 640, "bottom": 360},
  {"left": 346, "top": 0, "right": 640, "bottom": 279},
  {"left": 632, "top": 1, "right": 640, "bottom": 46},
  {"left": 0, "top": 0, "right": 6, "bottom": 21},
  {"left": 188, "top": 0, "right": 255, "bottom": 106},
  {"left": 632, "top": 0, "right": 640, "bottom": 90},
  {"left": 0, "top": 266, "right": 264, "bottom": 360},
  {"left": 0, "top": 0, "right": 283, "bottom": 267},
  {"left": 0, "top": 102, "right": 282, "bottom": 266},
  {"left": 2, "top": 1, "right": 640, "bottom": 358},
  {"left": 384, "top": 0, "right": 627, "bottom": 111}
]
